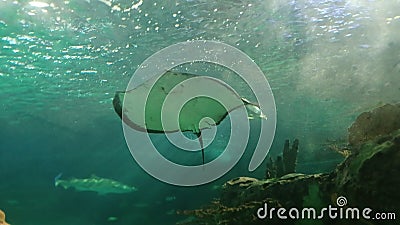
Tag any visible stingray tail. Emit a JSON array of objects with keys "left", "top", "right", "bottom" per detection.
[
  {"left": 196, "top": 132, "right": 204, "bottom": 165},
  {"left": 54, "top": 173, "right": 63, "bottom": 187}
]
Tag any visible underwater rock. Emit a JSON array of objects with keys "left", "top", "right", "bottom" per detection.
[
  {"left": 220, "top": 177, "right": 261, "bottom": 207},
  {"left": 177, "top": 105, "right": 400, "bottom": 225},
  {"left": 220, "top": 173, "right": 330, "bottom": 208},
  {"left": 223, "top": 176, "right": 260, "bottom": 187},
  {"left": 336, "top": 129, "right": 400, "bottom": 215},
  {"left": 348, "top": 103, "right": 400, "bottom": 146},
  {"left": 177, "top": 128, "right": 400, "bottom": 224},
  {"left": 177, "top": 198, "right": 282, "bottom": 225},
  {"left": 178, "top": 174, "right": 332, "bottom": 225},
  {"left": 0, "top": 210, "right": 10, "bottom": 225}
]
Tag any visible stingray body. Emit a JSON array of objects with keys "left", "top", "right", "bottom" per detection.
[{"left": 113, "top": 71, "right": 266, "bottom": 163}]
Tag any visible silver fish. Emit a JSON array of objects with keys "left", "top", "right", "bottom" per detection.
[{"left": 54, "top": 173, "right": 137, "bottom": 195}]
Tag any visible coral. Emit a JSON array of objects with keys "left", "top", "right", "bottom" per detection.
[
  {"left": 0, "top": 210, "right": 10, "bottom": 225},
  {"left": 283, "top": 139, "right": 299, "bottom": 174},
  {"left": 326, "top": 143, "right": 352, "bottom": 158},
  {"left": 265, "top": 157, "right": 277, "bottom": 179},
  {"left": 266, "top": 139, "right": 299, "bottom": 179},
  {"left": 322, "top": 139, "right": 352, "bottom": 158},
  {"left": 276, "top": 156, "right": 285, "bottom": 177}
]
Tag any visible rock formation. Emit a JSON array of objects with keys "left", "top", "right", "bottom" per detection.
[
  {"left": 348, "top": 103, "right": 400, "bottom": 146},
  {"left": 177, "top": 104, "right": 400, "bottom": 225},
  {"left": 265, "top": 139, "right": 299, "bottom": 179}
]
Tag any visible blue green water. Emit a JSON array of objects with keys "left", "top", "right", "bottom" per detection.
[{"left": 1, "top": 0, "right": 399, "bottom": 224}]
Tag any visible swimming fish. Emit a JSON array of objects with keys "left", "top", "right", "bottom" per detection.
[
  {"left": 54, "top": 173, "right": 137, "bottom": 195},
  {"left": 113, "top": 71, "right": 267, "bottom": 164}
]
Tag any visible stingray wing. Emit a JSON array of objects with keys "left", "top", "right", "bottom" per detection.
[{"left": 113, "top": 71, "right": 244, "bottom": 134}]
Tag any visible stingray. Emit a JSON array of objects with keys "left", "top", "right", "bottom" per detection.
[{"left": 113, "top": 71, "right": 266, "bottom": 164}]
